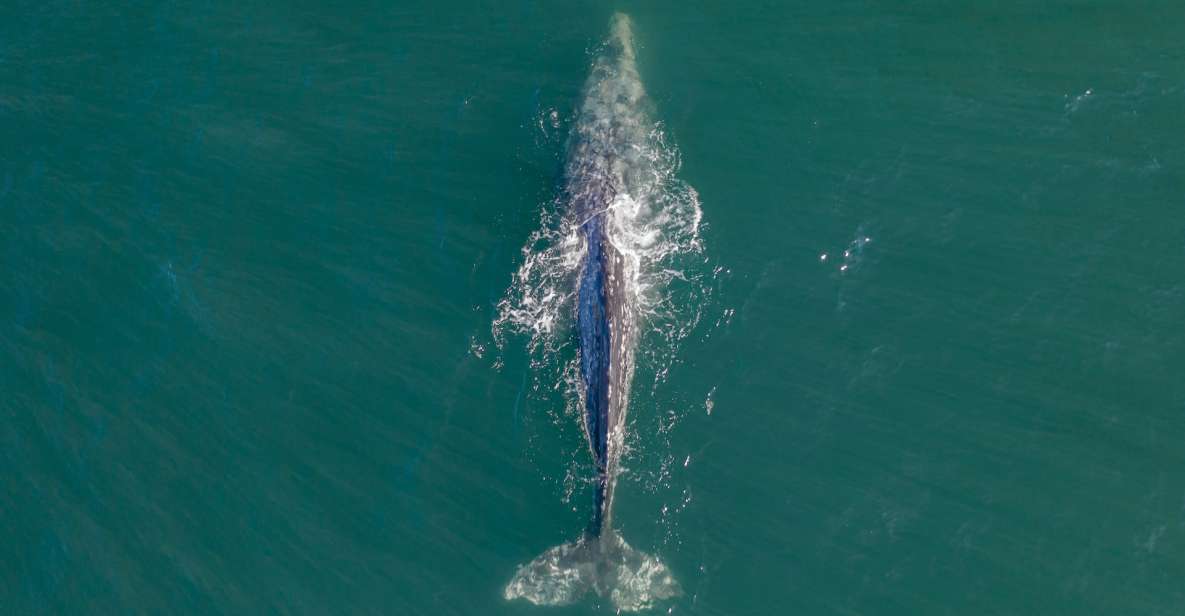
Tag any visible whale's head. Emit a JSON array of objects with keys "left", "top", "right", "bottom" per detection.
[{"left": 609, "top": 13, "right": 635, "bottom": 61}]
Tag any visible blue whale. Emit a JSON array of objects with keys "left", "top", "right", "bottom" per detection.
[{"left": 505, "top": 14, "right": 681, "bottom": 612}]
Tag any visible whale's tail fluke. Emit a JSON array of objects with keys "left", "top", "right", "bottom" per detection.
[{"left": 504, "top": 530, "right": 680, "bottom": 612}]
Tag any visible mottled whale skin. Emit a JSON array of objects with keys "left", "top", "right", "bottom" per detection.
[
  {"left": 504, "top": 13, "right": 680, "bottom": 612},
  {"left": 576, "top": 184, "right": 632, "bottom": 537},
  {"left": 565, "top": 10, "right": 643, "bottom": 540}
]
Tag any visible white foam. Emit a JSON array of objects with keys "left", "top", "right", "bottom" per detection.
[{"left": 494, "top": 15, "right": 709, "bottom": 384}]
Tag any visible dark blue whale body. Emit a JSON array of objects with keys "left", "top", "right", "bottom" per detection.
[
  {"left": 504, "top": 14, "right": 680, "bottom": 611},
  {"left": 578, "top": 213, "right": 612, "bottom": 534}
]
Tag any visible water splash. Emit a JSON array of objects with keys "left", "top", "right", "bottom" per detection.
[{"left": 494, "top": 33, "right": 708, "bottom": 388}]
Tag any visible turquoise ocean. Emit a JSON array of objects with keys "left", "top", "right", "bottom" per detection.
[{"left": 2, "top": 2, "right": 1183, "bottom": 614}]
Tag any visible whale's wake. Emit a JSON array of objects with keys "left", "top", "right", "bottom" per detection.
[{"left": 494, "top": 14, "right": 710, "bottom": 612}]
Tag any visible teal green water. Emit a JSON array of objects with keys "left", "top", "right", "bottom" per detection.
[{"left": 3, "top": 2, "right": 1184, "bottom": 614}]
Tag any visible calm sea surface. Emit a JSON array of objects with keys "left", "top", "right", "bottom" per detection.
[{"left": 3, "top": 2, "right": 1184, "bottom": 614}]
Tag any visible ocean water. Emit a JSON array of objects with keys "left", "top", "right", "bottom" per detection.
[{"left": 3, "top": 2, "right": 1184, "bottom": 614}]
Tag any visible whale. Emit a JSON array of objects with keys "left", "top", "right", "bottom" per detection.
[{"left": 504, "top": 13, "right": 682, "bottom": 612}]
